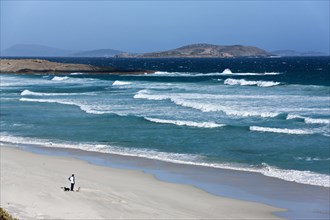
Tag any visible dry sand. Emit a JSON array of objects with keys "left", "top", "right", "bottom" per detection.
[{"left": 0, "top": 146, "right": 284, "bottom": 219}]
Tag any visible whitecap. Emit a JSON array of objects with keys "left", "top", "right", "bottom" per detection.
[
  {"left": 171, "top": 98, "right": 279, "bottom": 118},
  {"left": 286, "top": 114, "right": 330, "bottom": 125},
  {"left": 134, "top": 90, "right": 280, "bottom": 118},
  {"left": 222, "top": 68, "right": 232, "bottom": 74},
  {"left": 224, "top": 78, "right": 280, "bottom": 87},
  {"left": 20, "top": 89, "right": 97, "bottom": 97},
  {"left": 133, "top": 90, "right": 168, "bottom": 100},
  {"left": 295, "top": 157, "right": 330, "bottom": 161},
  {"left": 112, "top": 80, "right": 132, "bottom": 86},
  {"left": 19, "top": 98, "right": 108, "bottom": 115},
  {"left": 304, "top": 118, "right": 330, "bottom": 125},
  {"left": 144, "top": 117, "right": 225, "bottom": 128},
  {"left": 21, "top": 90, "right": 70, "bottom": 96},
  {"left": 152, "top": 71, "right": 282, "bottom": 77},
  {"left": 249, "top": 126, "right": 314, "bottom": 135},
  {"left": 51, "top": 76, "right": 70, "bottom": 81}
]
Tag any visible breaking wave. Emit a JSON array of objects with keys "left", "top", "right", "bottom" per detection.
[
  {"left": 1, "top": 134, "right": 328, "bottom": 187},
  {"left": 172, "top": 99, "right": 279, "bottom": 117},
  {"left": 220, "top": 68, "right": 281, "bottom": 76},
  {"left": 112, "top": 80, "right": 132, "bottom": 86},
  {"left": 152, "top": 70, "right": 282, "bottom": 77},
  {"left": 249, "top": 126, "right": 314, "bottom": 135},
  {"left": 287, "top": 114, "right": 330, "bottom": 125},
  {"left": 224, "top": 78, "right": 281, "bottom": 87},
  {"left": 20, "top": 90, "right": 97, "bottom": 97},
  {"left": 222, "top": 68, "right": 232, "bottom": 74},
  {"left": 19, "top": 98, "right": 109, "bottom": 115},
  {"left": 134, "top": 90, "right": 279, "bottom": 118},
  {"left": 295, "top": 157, "right": 330, "bottom": 162},
  {"left": 21, "top": 90, "right": 72, "bottom": 96},
  {"left": 144, "top": 117, "right": 225, "bottom": 128},
  {"left": 51, "top": 76, "right": 70, "bottom": 81}
]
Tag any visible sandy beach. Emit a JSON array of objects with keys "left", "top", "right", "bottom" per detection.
[{"left": 0, "top": 145, "right": 284, "bottom": 219}]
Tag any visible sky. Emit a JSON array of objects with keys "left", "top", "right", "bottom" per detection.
[{"left": 1, "top": 0, "right": 329, "bottom": 53}]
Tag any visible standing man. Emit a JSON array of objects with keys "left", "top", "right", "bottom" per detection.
[{"left": 68, "top": 174, "right": 75, "bottom": 191}]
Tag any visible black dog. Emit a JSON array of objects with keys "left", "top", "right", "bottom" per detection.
[{"left": 61, "top": 187, "right": 70, "bottom": 191}]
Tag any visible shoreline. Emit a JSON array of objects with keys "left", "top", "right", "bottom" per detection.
[
  {"left": 1, "top": 142, "right": 330, "bottom": 219},
  {"left": 0, "top": 145, "right": 286, "bottom": 219}
]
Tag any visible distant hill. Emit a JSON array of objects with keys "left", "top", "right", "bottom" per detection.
[
  {"left": 271, "top": 50, "right": 328, "bottom": 57},
  {"left": 0, "top": 44, "right": 76, "bottom": 57},
  {"left": 116, "top": 43, "right": 271, "bottom": 58},
  {"left": 1, "top": 44, "right": 123, "bottom": 57},
  {"left": 69, "top": 49, "right": 124, "bottom": 57},
  {"left": 2, "top": 43, "right": 327, "bottom": 58}
]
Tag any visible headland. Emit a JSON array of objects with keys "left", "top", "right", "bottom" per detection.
[{"left": 0, "top": 59, "right": 153, "bottom": 75}]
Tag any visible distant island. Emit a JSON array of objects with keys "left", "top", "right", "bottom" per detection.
[
  {"left": 0, "top": 59, "right": 153, "bottom": 74},
  {"left": 1, "top": 43, "right": 328, "bottom": 58},
  {"left": 116, "top": 44, "right": 271, "bottom": 58}
]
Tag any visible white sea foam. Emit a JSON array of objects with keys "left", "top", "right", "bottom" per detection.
[
  {"left": 286, "top": 114, "right": 330, "bottom": 125},
  {"left": 20, "top": 90, "right": 96, "bottom": 97},
  {"left": 112, "top": 80, "right": 132, "bottom": 86},
  {"left": 264, "top": 72, "right": 282, "bottom": 75},
  {"left": 152, "top": 71, "right": 282, "bottom": 77},
  {"left": 222, "top": 68, "right": 232, "bottom": 74},
  {"left": 133, "top": 90, "right": 168, "bottom": 100},
  {"left": 172, "top": 98, "right": 279, "bottom": 118},
  {"left": 145, "top": 117, "right": 225, "bottom": 128},
  {"left": 295, "top": 157, "right": 330, "bottom": 161},
  {"left": 1, "top": 133, "right": 329, "bottom": 187},
  {"left": 153, "top": 71, "right": 175, "bottom": 75},
  {"left": 259, "top": 163, "right": 329, "bottom": 187},
  {"left": 19, "top": 98, "right": 108, "bottom": 115},
  {"left": 220, "top": 72, "right": 282, "bottom": 76},
  {"left": 304, "top": 118, "right": 330, "bottom": 124},
  {"left": 224, "top": 78, "right": 281, "bottom": 87},
  {"left": 0, "top": 75, "right": 53, "bottom": 87},
  {"left": 250, "top": 126, "right": 314, "bottom": 135},
  {"left": 220, "top": 69, "right": 281, "bottom": 76},
  {"left": 134, "top": 90, "right": 279, "bottom": 118},
  {"left": 20, "top": 90, "right": 75, "bottom": 96},
  {"left": 51, "top": 76, "right": 70, "bottom": 81}
]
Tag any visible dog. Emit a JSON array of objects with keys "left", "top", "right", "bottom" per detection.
[
  {"left": 61, "top": 186, "right": 81, "bottom": 192},
  {"left": 61, "top": 187, "right": 70, "bottom": 191}
]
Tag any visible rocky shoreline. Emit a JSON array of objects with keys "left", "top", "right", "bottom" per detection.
[{"left": 0, "top": 59, "right": 154, "bottom": 75}]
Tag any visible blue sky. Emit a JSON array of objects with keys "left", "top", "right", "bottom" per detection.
[{"left": 1, "top": 1, "right": 329, "bottom": 53}]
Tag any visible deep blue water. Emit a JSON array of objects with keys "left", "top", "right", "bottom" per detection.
[{"left": 1, "top": 57, "right": 329, "bottom": 187}]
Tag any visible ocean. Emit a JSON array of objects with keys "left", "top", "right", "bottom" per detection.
[{"left": 1, "top": 57, "right": 329, "bottom": 188}]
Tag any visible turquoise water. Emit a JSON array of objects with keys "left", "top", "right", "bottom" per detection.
[{"left": 1, "top": 57, "right": 329, "bottom": 187}]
